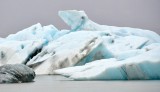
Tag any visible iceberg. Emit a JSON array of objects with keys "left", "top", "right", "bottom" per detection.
[
  {"left": 0, "top": 64, "right": 35, "bottom": 83},
  {"left": 27, "top": 31, "right": 109, "bottom": 74},
  {"left": 0, "top": 10, "right": 159, "bottom": 80},
  {"left": 52, "top": 10, "right": 160, "bottom": 80},
  {"left": 55, "top": 47, "right": 160, "bottom": 80},
  {"left": 59, "top": 10, "right": 160, "bottom": 43}
]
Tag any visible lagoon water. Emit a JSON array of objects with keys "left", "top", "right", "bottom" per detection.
[{"left": 0, "top": 75, "right": 160, "bottom": 92}]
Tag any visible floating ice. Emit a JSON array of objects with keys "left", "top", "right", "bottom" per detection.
[
  {"left": 59, "top": 10, "right": 89, "bottom": 31},
  {"left": 0, "top": 10, "right": 159, "bottom": 80},
  {"left": 27, "top": 31, "right": 108, "bottom": 74},
  {"left": 0, "top": 40, "right": 46, "bottom": 66},
  {"left": 52, "top": 29, "right": 70, "bottom": 40},
  {"left": 59, "top": 10, "right": 160, "bottom": 43},
  {"left": 102, "top": 35, "right": 149, "bottom": 57},
  {"left": 6, "top": 23, "right": 59, "bottom": 42},
  {"left": 0, "top": 38, "right": 6, "bottom": 44},
  {"left": 55, "top": 47, "right": 160, "bottom": 80},
  {"left": 0, "top": 64, "right": 35, "bottom": 83}
]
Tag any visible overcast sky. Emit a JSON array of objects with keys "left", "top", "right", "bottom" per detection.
[{"left": 0, "top": 0, "right": 160, "bottom": 37}]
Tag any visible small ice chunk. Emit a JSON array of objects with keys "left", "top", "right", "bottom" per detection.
[{"left": 0, "top": 64, "right": 35, "bottom": 83}]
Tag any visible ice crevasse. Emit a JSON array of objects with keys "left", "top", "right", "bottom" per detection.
[{"left": 0, "top": 10, "right": 160, "bottom": 80}]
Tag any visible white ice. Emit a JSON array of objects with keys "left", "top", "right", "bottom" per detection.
[
  {"left": 6, "top": 23, "right": 59, "bottom": 42},
  {"left": 55, "top": 47, "right": 160, "bottom": 80},
  {"left": 27, "top": 31, "right": 107, "bottom": 74},
  {"left": 0, "top": 10, "right": 159, "bottom": 80},
  {"left": 0, "top": 39, "right": 45, "bottom": 66},
  {"left": 59, "top": 10, "right": 160, "bottom": 43},
  {"left": 53, "top": 10, "right": 160, "bottom": 80}
]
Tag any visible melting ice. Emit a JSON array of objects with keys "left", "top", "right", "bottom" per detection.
[{"left": 0, "top": 10, "right": 160, "bottom": 80}]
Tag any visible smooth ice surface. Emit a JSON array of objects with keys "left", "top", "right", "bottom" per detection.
[
  {"left": 0, "top": 38, "right": 6, "bottom": 44},
  {"left": 59, "top": 10, "right": 88, "bottom": 31},
  {"left": 59, "top": 10, "right": 160, "bottom": 43},
  {"left": 55, "top": 47, "right": 160, "bottom": 80},
  {"left": 101, "top": 35, "right": 149, "bottom": 57}
]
